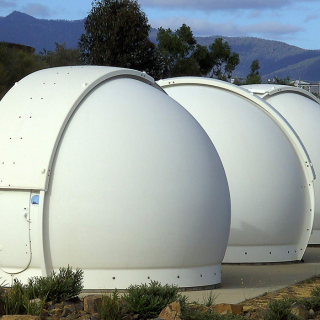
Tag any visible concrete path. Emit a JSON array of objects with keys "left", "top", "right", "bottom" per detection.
[{"left": 184, "top": 246, "right": 320, "bottom": 304}]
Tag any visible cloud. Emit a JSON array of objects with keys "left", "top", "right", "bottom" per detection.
[
  {"left": 305, "top": 14, "right": 318, "bottom": 22},
  {"left": 21, "top": 3, "right": 52, "bottom": 18},
  {"left": 140, "top": 0, "right": 318, "bottom": 11},
  {"left": 0, "top": 0, "right": 16, "bottom": 9},
  {"left": 151, "top": 17, "right": 303, "bottom": 39},
  {"left": 244, "top": 21, "right": 303, "bottom": 36},
  {"left": 248, "top": 10, "right": 261, "bottom": 19}
]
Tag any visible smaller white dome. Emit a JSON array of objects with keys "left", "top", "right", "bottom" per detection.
[
  {"left": 244, "top": 84, "right": 320, "bottom": 244},
  {"left": 159, "top": 77, "right": 315, "bottom": 263}
]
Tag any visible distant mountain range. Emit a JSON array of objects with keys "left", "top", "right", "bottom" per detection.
[{"left": 1, "top": 11, "right": 320, "bottom": 81}]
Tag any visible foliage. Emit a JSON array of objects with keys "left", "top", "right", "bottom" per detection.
[
  {"left": 272, "top": 76, "right": 291, "bottom": 85},
  {"left": 2, "top": 279, "right": 26, "bottom": 315},
  {"left": 298, "top": 296, "right": 320, "bottom": 312},
  {"left": 99, "top": 290, "right": 122, "bottom": 320},
  {"left": 182, "top": 305, "right": 245, "bottom": 320},
  {"left": 208, "top": 38, "right": 240, "bottom": 81},
  {"left": 232, "top": 77, "right": 245, "bottom": 85},
  {"left": 263, "top": 299, "right": 299, "bottom": 320},
  {"left": 156, "top": 24, "right": 212, "bottom": 78},
  {"left": 311, "top": 286, "right": 320, "bottom": 297},
  {"left": 157, "top": 25, "right": 240, "bottom": 80},
  {"left": 27, "top": 266, "right": 84, "bottom": 303},
  {"left": 296, "top": 286, "right": 320, "bottom": 311},
  {"left": 0, "top": 42, "right": 46, "bottom": 99},
  {"left": 202, "top": 291, "right": 218, "bottom": 307},
  {"left": 1, "top": 267, "right": 83, "bottom": 315},
  {"left": 39, "top": 43, "right": 82, "bottom": 67},
  {"left": 1, "top": 279, "right": 47, "bottom": 316},
  {"left": 78, "top": 0, "right": 159, "bottom": 77},
  {"left": 246, "top": 59, "right": 262, "bottom": 84},
  {"left": 123, "top": 280, "right": 185, "bottom": 319}
]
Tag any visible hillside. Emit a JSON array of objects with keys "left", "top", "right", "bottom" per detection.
[
  {"left": 196, "top": 36, "right": 320, "bottom": 81},
  {"left": 1, "top": 11, "right": 320, "bottom": 81},
  {"left": 0, "top": 11, "right": 84, "bottom": 52}
]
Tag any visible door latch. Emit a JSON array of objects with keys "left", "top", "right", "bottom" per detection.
[{"left": 23, "top": 207, "right": 31, "bottom": 222}]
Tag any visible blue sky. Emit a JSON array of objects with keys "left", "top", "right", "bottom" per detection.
[{"left": 0, "top": 0, "right": 319, "bottom": 50}]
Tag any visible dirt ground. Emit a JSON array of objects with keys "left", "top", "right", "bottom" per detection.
[{"left": 240, "top": 275, "right": 320, "bottom": 317}]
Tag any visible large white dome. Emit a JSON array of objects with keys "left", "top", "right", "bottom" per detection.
[
  {"left": 158, "top": 77, "right": 315, "bottom": 263},
  {"left": 0, "top": 67, "right": 230, "bottom": 289},
  {"left": 243, "top": 84, "right": 320, "bottom": 244}
]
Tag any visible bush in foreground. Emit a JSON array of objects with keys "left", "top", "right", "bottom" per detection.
[{"left": 123, "top": 280, "right": 185, "bottom": 319}]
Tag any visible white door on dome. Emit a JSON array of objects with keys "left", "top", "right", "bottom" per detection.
[{"left": 0, "top": 190, "right": 32, "bottom": 273}]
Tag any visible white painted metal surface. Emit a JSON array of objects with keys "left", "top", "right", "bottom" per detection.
[
  {"left": 0, "top": 67, "right": 231, "bottom": 289},
  {"left": 158, "top": 77, "right": 315, "bottom": 263},
  {"left": 243, "top": 84, "right": 320, "bottom": 244},
  {"left": 0, "top": 190, "right": 32, "bottom": 273}
]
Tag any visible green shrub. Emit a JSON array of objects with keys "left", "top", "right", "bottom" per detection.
[
  {"left": 1, "top": 266, "right": 83, "bottom": 315},
  {"left": 27, "top": 266, "right": 84, "bottom": 303},
  {"left": 2, "top": 279, "right": 26, "bottom": 315},
  {"left": 123, "top": 280, "right": 185, "bottom": 319},
  {"left": 1, "top": 278, "right": 47, "bottom": 316},
  {"left": 99, "top": 290, "right": 122, "bottom": 320},
  {"left": 202, "top": 291, "right": 218, "bottom": 307},
  {"left": 182, "top": 306, "right": 245, "bottom": 320},
  {"left": 311, "top": 286, "right": 320, "bottom": 298},
  {"left": 298, "top": 296, "right": 320, "bottom": 312},
  {"left": 296, "top": 287, "right": 320, "bottom": 312},
  {"left": 263, "top": 299, "right": 299, "bottom": 320}
]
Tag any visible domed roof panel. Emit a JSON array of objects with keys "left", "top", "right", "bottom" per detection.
[
  {"left": 159, "top": 77, "right": 314, "bottom": 263},
  {"left": 244, "top": 84, "right": 320, "bottom": 244},
  {"left": 0, "top": 66, "right": 157, "bottom": 190}
]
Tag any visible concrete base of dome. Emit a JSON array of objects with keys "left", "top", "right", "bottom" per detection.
[{"left": 223, "top": 245, "right": 305, "bottom": 263}]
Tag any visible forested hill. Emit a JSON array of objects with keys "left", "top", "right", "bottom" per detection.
[
  {"left": 1, "top": 11, "right": 320, "bottom": 81},
  {"left": 0, "top": 11, "right": 84, "bottom": 52},
  {"left": 196, "top": 36, "right": 320, "bottom": 81}
]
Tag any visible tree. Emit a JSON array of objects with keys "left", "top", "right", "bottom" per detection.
[
  {"left": 209, "top": 38, "right": 240, "bottom": 81},
  {"left": 0, "top": 42, "right": 46, "bottom": 99},
  {"left": 156, "top": 24, "right": 212, "bottom": 78},
  {"left": 246, "top": 59, "right": 262, "bottom": 84},
  {"left": 78, "top": 0, "right": 158, "bottom": 76},
  {"left": 40, "top": 43, "right": 82, "bottom": 67},
  {"left": 272, "top": 76, "right": 291, "bottom": 85}
]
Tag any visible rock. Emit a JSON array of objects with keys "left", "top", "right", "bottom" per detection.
[
  {"left": 158, "top": 301, "right": 181, "bottom": 320},
  {"left": 55, "top": 303, "right": 65, "bottom": 309},
  {"left": 290, "top": 303, "right": 309, "bottom": 320},
  {"left": 61, "top": 307, "right": 73, "bottom": 317},
  {"left": 29, "top": 299, "right": 42, "bottom": 308},
  {"left": 242, "top": 305, "right": 256, "bottom": 313},
  {"left": 41, "top": 309, "right": 49, "bottom": 318},
  {"left": 49, "top": 308, "right": 64, "bottom": 317},
  {"left": 74, "top": 302, "right": 84, "bottom": 312},
  {"left": 188, "top": 304, "right": 210, "bottom": 312},
  {"left": 83, "top": 295, "right": 103, "bottom": 314},
  {"left": 78, "top": 315, "right": 91, "bottom": 320},
  {"left": 1, "top": 316, "right": 41, "bottom": 320},
  {"left": 45, "top": 317, "right": 60, "bottom": 320},
  {"left": 66, "top": 314, "right": 77, "bottom": 320},
  {"left": 64, "top": 304, "right": 76, "bottom": 312},
  {"left": 91, "top": 312, "right": 100, "bottom": 320},
  {"left": 212, "top": 303, "right": 243, "bottom": 315}
]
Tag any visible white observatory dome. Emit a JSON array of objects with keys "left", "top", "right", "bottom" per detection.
[
  {"left": 158, "top": 77, "right": 315, "bottom": 263},
  {"left": 243, "top": 84, "right": 320, "bottom": 244},
  {"left": 0, "top": 67, "right": 231, "bottom": 289}
]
